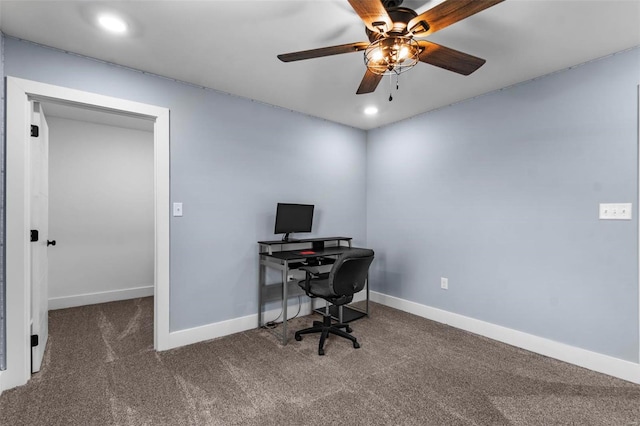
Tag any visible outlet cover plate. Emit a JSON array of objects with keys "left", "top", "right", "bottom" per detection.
[{"left": 173, "top": 202, "right": 183, "bottom": 217}]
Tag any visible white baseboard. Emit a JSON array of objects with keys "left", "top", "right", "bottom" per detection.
[
  {"left": 159, "top": 288, "right": 640, "bottom": 384},
  {"left": 166, "top": 301, "right": 315, "bottom": 350},
  {"left": 165, "top": 289, "right": 370, "bottom": 350},
  {"left": 371, "top": 291, "right": 640, "bottom": 384},
  {"left": 48, "top": 285, "right": 154, "bottom": 310},
  {"left": 0, "top": 371, "right": 4, "bottom": 395}
]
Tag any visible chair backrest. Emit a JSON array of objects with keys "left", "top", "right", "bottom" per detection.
[{"left": 328, "top": 248, "right": 375, "bottom": 297}]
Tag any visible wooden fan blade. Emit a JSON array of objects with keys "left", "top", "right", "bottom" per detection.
[
  {"left": 408, "top": 0, "right": 504, "bottom": 37},
  {"left": 348, "top": 0, "right": 393, "bottom": 34},
  {"left": 278, "top": 42, "right": 369, "bottom": 62},
  {"left": 417, "top": 40, "right": 486, "bottom": 75},
  {"left": 356, "top": 69, "right": 383, "bottom": 94}
]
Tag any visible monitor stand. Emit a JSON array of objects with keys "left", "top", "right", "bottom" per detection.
[{"left": 281, "top": 233, "right": 299, "bottom": 242}]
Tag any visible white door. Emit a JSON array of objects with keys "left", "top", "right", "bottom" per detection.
[{"left": 30, "top": 101, "right": 50, "bottom": 373}]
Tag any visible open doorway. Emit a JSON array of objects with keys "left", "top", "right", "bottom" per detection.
[
  {"left": 43, "top": 102, "right": 155, "bottom": 311},
  {"left": 30, "top": 102, "right": 155, "bottom": 373},
  {"left": 3, "top": 77, "right": 170, "bottom": 391}
]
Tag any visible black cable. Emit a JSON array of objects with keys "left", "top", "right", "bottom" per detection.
[
  {"left": 263, "top": 310, "right": 282, "bottom": 329},
  {"left": 262, "top": 296, "right": 302, "bottom": 329},
  {"left": 289, "top": 296, "right": 303, "bottom": 320}
]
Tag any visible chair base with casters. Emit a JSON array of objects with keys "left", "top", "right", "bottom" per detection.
[{"left": 294, "top": 310, "right": 360, "bottom": 356}]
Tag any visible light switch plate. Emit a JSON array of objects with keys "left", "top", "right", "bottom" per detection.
[
  {"left": 440, "top": 277, "right": 448, "bottom": 290},
  {"left": 599, "top": 203, "right": 632, "bottom": 220},
  {"left": 173, "top": 202, "right": 183, "bottom": 217}
]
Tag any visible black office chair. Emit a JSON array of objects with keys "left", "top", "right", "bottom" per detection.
[{"left": 295, "top": 248, "right": 374, "bottom": 355}]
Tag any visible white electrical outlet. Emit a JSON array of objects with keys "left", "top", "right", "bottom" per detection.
[
  {"left": 599, "top": 203, "right": 632, "bottom": 220},
  {"left": 441, "top": 277, "right": 448, "bottom": 290},
  {"left": 173, "top": 202, "right": 183, "bottom": 217}
]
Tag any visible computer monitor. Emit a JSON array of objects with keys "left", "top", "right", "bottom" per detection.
[{"left": 274, "top": 203, "right": 314, "bottom": 242}]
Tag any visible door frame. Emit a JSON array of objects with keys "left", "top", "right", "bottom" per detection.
[{"left": 3, "top": 76, "right": 170, "bottom": 391}]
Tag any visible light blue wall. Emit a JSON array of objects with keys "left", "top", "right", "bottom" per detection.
[
  {"left": 4, "top": 37, "right": 367, "bottom": 332},
  {"left": 367, "top": 48, "right": 640, "bottom": 362}
]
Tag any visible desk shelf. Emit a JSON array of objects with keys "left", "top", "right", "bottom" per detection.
[{"left": 313, "top": 304, "right": 367, "bottom": 323}]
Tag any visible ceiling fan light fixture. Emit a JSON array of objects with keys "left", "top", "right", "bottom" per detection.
[
  {"left": 364, "top": 36, "right": 419, "bottom": 76},
  {"left": 372, "top": 50, "right": 384, "bottom": 61}
]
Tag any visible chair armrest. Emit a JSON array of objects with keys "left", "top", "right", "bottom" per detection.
[
  {"left": 299, "top": 266, "right": 330, "bottom": 278},
  {"left": 298, "top": 267, "right": 329, "bottom": 297},
  {"left": 318, "top": 256, "right": 336, "bottom": 265},
  {"left": 299, "top": 268, "right": 315, "bottom": 297},
  {"left": 298, "top": 266, "right": 322, "bottom": 277}
]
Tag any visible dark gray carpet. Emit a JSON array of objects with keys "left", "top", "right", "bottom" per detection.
[{"left": 1, "top": 297, "right": 639, "bottom": 425}]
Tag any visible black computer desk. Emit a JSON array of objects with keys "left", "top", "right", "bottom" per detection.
[{"left": 258, "top": 237, "right": 370, "bottom": 345}]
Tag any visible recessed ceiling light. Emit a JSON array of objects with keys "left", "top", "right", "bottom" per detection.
[
  {"left": 364, "top": 106, "right": 379, "bottom": 116},
  {"left": 97, "top": 14, "right": 127, "bottom": 34}
]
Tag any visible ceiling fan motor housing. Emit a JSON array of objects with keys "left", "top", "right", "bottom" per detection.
[
  {"left": 366, "top": 6, "right": 428, "bottom": 41},
  {"left": 382, "top": 0, "right": 403, "bottom": 8}
]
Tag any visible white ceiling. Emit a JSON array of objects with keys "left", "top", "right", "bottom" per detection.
[{"left": 1, "top": 1, "right": 639, "bottom": 130}]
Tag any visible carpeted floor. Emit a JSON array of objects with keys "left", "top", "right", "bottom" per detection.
[{"left": 1, "top": 297, "right": 639, "bottom": 425}]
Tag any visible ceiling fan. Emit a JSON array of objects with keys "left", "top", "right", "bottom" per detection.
[{"left": 278, "top": 0, "right": 505, "bottom": 95}]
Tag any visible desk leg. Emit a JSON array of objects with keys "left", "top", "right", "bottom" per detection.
[
  {"left": 258, "top": 257, "right": 265, "bottom": 328},
  {"left": 366, "top": 275, "right": 370, "bottom": 317},
  {"left": 282, "top": 261, "right": 288, "bottom": 345}
]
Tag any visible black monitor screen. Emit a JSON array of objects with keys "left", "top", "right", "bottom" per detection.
[{"left": 274, "top": 203, "right": 314, "bottom": 237}]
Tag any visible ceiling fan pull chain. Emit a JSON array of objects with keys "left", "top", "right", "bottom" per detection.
[{"left": 388, "top": 74, "right": 393, "bottom": 102}]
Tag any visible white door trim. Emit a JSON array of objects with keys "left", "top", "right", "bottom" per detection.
[{"left": 3, "top": 76, "right": 171, "bottom": 391}]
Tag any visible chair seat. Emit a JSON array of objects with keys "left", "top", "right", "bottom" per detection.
[
  {"left": 298, "top": 278, "right": 353, "bottom": 306},
  {"left": 299, "top": 278, "right": 331, "bottom": 298}
]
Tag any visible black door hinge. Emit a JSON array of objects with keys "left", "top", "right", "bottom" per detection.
[
  {"left": 31, "top": 125, "right": 39, "bottom": 137},
  {"left": 31, "top": 335, "right": 39, "bottom": 347},
  {"left": 31, "top": 230, "right": 39, "bottom": 242}
]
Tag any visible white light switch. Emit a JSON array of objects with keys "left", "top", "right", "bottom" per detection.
[
  {"left": 173, "top": 202, "right": 183, "bottom": 217},
  {"left": 599, "top": 203, "right": 632, "bottom": 220},
  {"left": 440, "top": 277, "right": 448, "bottom": 290}
]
